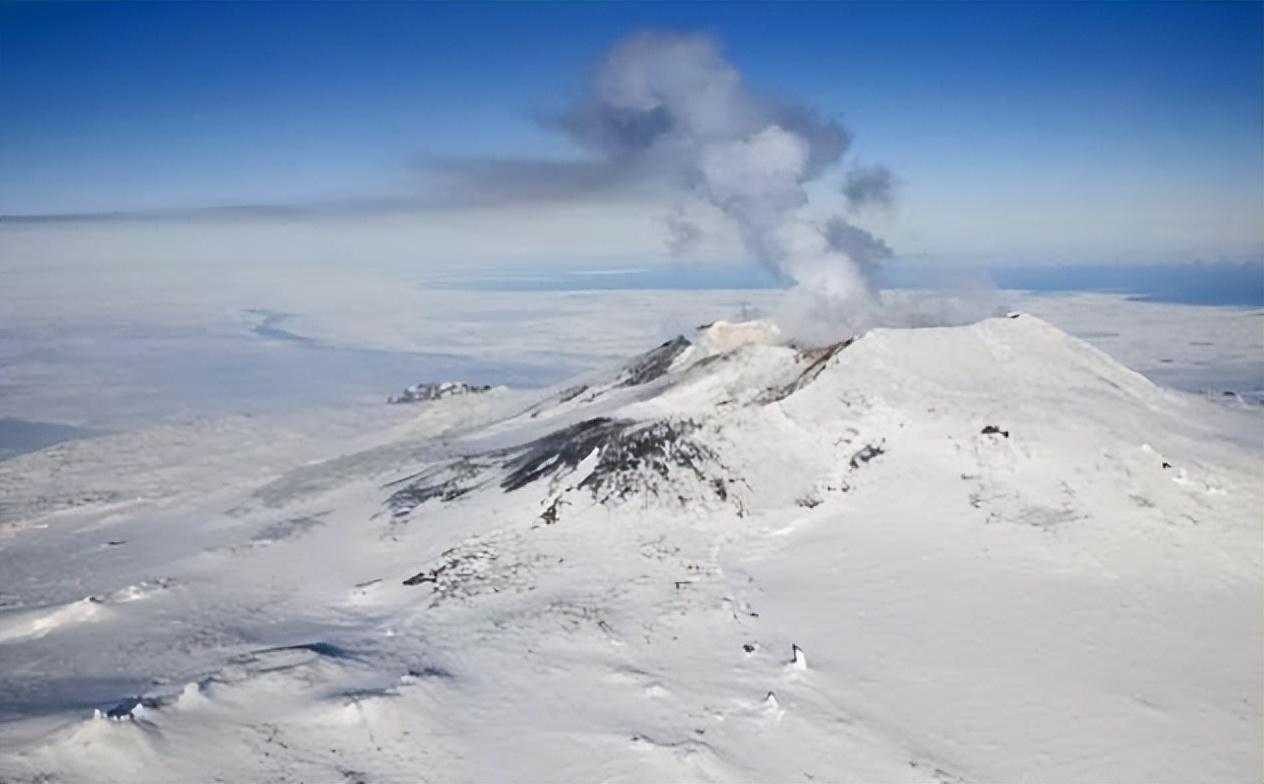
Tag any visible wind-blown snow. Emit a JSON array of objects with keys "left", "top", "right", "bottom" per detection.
[{"left": 0, "top": 315, "right": 1259, "bottom": 782}]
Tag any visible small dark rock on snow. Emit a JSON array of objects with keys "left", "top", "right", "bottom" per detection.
[{"left": 849, "top": 443, "right": 886, "bottom": 469}]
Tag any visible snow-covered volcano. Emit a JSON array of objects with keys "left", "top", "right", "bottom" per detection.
[{"left": 0, "top": 315, "right": 1259, "bottom": 782}]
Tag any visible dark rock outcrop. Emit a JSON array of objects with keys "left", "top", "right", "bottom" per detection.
[
  {"left": 618, "top": 336, "right": 691, "bottom": 387},
  {"left": 388, "top": 382, "right": 492, "bottom": 405}
]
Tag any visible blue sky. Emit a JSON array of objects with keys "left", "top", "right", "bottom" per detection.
[{"left": 1, "top": 1, "right": 1261, "bottom": 264}]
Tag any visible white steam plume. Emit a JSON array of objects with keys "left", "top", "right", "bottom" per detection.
[{"left": 561, "top": 31, "right": 890, "bottom": 332}]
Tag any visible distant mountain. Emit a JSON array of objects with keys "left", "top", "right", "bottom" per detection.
[{"left": 387, "top": 381, "right": 494, "bottom": 404}]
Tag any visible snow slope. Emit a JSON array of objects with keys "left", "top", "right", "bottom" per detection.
[{"left": 0, "top": 315, "right": 1259, "bottom": 783}]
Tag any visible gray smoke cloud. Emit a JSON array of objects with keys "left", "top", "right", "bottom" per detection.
[
  {"left": 825, "top": 217, "right": 894, "bottom": 278},
  {"left": 5, "top": 30, "right": 900, "bottom": 335},
  {"left": 419, "top": 156, "right": 642, "bottom": 207},
  {"left": 665, "top": 209, "right": 703, "bottom": 259},
  {"left": 843, "top": 164, "right": 896, "bottom": 212},
  {"left": 399, "top": 31, "right": 896, "bottom": 328},
  {"left": 540, "top": 30, "right": 895, "bottom": 328}
]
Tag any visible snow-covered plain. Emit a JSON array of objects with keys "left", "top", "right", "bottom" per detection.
[
  {"left": 2, "top": 281, "right": 1261, "bottom": 434},
  {"left": 1, "top": 313, "right": 1260, "bottom": 782}
]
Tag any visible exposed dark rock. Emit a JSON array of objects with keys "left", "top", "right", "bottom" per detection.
[
  {"left": 502, "top": 416, "right": 732, "bottom": 506},
  {"left": 576, "top": 419, "right": 724, "bottom": 503},
  {"left": 403, "top": 569, "right": 440, "bottom": 586},
  {"left": 762, "top": 338, "right": 854, "bottom": 402},
  {"left": 260, "top": 641, "right": 358, "bottom": 660},
  {"left": 402, "top": 547, "right": 494, "bottom": 592},
  {"left": 981, "top": 425, "right": 1010, "bottom": 438},
  {"left": 501, "top": 418, "right": 627, "bottom": 492},
  {"left": 388, "top": 381, "right": 492, "bottom": 405},
  {"left": 402, "top": 542, "right": 534, "bottom": 607},
  {"left": 790, "top": 644, "right": 806, "bottom": 665},
  {"left": 386, "top": 459, "right": 487, "bottom": 517},
  {"left": 339, "top": 768, "right": 369, "bottom": 784},
  {"left": 849, "top": 443, "right": 885, "bottom": 469},
  {"left": 618, "top": 336, "right": 691, "bottom": 387},
  {"left": 405, "top": 666, "right": 453, "bottom": 680},
  {"left": 711, "top": 478, "right": 728, "bottom": 500},
  {"left": 104, "top": 696, "right": 143, "bottom": 719},
  {"left": 539, "top": 497, "right": 565, "bottom": 525},
  {"left": 528, "top": 384, "right": 591, "bottom": 418},
  {"left": 386, "top": 413, "right": 737, "bottom": 523}
]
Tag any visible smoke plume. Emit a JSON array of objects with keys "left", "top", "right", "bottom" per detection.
[
  {"left": 403, "top": 31, "right": 899, "bottom": 334},
  {"left": 560, "top": 31, "right": 892, "bottom": 329},
  {"left": 843, "top": 164, "right": 896, "bottom": 212},
  {"left": 665, "top": 209, "right": 703, "bottom": 259}
]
